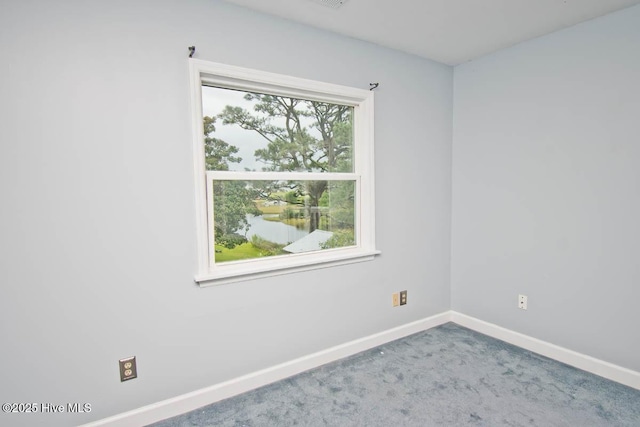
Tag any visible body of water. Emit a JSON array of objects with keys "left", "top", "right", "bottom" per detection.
[{"left": 242, "top": 214, "right": 309, "bottom": 244}]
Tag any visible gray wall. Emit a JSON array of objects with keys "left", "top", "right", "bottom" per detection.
[
  {"left": 0, "top": 0, "right": 452, "bottom": 425},
  {"left": 452, "top": 5, "right": 640, "bottom": 372}
]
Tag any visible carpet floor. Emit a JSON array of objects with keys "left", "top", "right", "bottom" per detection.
[{"left": 149, "top": 323, "right": 640, "bottom": 426}]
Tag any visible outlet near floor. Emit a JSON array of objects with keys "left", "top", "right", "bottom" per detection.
[
  {"left": 392, "top": 293, "right": 400, "bottom": 307},
  {"left": 119, "top": 356, "right": 137, "bottom": 382},
  {"left": 518, "top": 294, "right": 528, "bottom": 310},
  {"left": 392, "top": 291, "right": 407, "bottom": 307}
]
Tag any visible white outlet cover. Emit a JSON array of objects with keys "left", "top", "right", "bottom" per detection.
[{"left": 518, "top": 295, "right": 528, "bottom": 310}]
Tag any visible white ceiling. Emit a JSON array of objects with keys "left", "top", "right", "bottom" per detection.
[{"left": 221, "top": 0, "right": 640, "bottom": 65}]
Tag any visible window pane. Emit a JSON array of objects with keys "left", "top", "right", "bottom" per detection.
[
  {"left": 202, "top": 86, "right": 354, "bottom": 173},
  {"left": 213, "top": 180, "right": 356, "bottom": 263}
]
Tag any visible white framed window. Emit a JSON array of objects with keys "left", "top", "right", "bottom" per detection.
[{"left": 189, "top": 59, "right": 379, "bottom": 286}]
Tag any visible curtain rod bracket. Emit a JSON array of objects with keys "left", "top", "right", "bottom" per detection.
[
  {"left": 369, "top": 83, "right": 379, "bottom": 91},
  {"left": 188, "top": 46, "right": 196, "bottom": 58}
]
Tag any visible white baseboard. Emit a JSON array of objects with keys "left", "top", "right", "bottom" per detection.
[
  {"left": 81, "top": 312, "right": 451, "bottom": 427},
  {"left": 83, "top": 311, "right": 640, "bottom": 426},
  {"left": 450, "top": 311, "right": 640, "bottom": 391}
]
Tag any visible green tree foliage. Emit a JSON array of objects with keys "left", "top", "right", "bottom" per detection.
[
  {"left": 318, "top": 181, "right": 355, "bottom": 230},
  {"left": 285, "top": 189, "right": 303, "bottom": 205},
  {"left": 250, "top": 235, "right": 285, "bottom": 257},
  {"left": 320, "top": 230, "right": 355, "bottom": 250},
  {"left": 218, "top": 94, "right": 353, "bottom": 232},
  {"left": 203, "top": 116, "right": 241, "bottom": 171},
  {"left": 204, "top": 116, "right": 259, "bottom": 248}
]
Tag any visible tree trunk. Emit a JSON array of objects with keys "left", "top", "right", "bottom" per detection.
[{"left": 306, "top": 181, "right": 327, "bottom": 233}]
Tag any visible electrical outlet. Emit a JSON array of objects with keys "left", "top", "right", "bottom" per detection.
[
  {"left": 392, "top": 293, "right": 400, "bottom": 307},
  {"left": 518, "top": 294, "right": 528, "bottom": 310},
  {"left": 119, "top": 356, "right": 137, "bottom": 382},
  {"left": 400, "top": 290, "right": 407, "bottom": 306}
]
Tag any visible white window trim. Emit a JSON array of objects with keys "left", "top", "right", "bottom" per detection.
[{"left": 189, "top": 59, "right": 379, "bottom": 286}]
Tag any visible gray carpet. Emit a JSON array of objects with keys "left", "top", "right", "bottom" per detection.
[{"left": 149, "top": 323, "right": 640, "bottom": 426}]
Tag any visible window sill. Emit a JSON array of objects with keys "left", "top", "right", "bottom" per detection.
[{"left": 195, "top": 249, "right": 381, "bottom": 287}]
